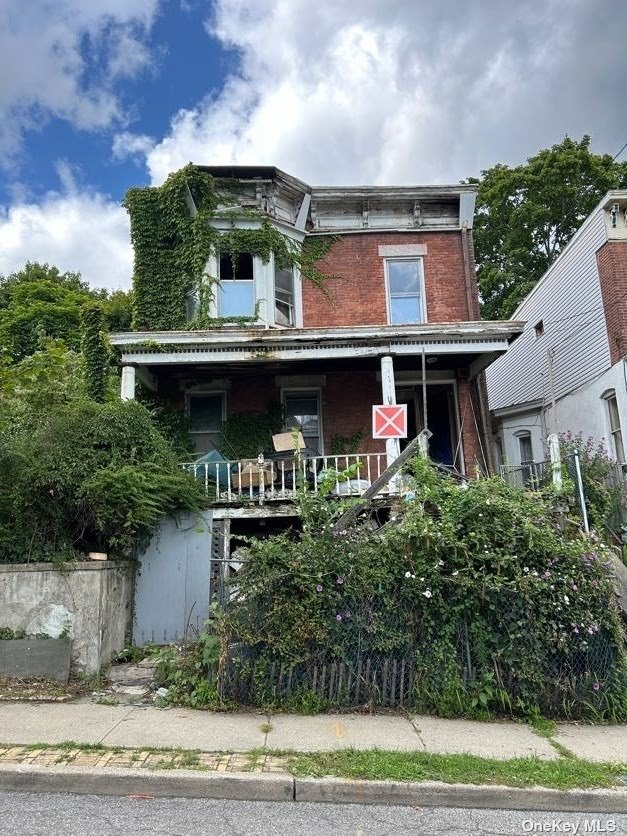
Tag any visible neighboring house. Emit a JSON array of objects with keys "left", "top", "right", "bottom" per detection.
[
  {"left": 486, "top": 190, "right": 627, "bottom": 471},
  {"left": 112, "top": 165, "right": 524, "bottom": 643}
]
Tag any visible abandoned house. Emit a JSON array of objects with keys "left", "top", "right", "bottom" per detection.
[{"left": 110, "top": 165, "right": 523, "bottom": 642}]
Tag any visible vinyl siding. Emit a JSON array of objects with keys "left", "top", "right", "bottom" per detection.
[{"left": 487, "top": 209, "right": 610, "bottom": 411}]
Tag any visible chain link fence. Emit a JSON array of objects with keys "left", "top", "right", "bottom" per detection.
[{"left": 210, "top": 556, "right": 625, "bottom": 715}]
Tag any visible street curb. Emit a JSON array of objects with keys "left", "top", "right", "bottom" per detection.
[
  {"left": 1, "top": 763, "right": 627, "bottom": 812},
  {"left": 294, "top": 776, "right": 627, "bottom": 813},
  {"left": 0, "top": 763, "right": 293, "bottom": 802}
]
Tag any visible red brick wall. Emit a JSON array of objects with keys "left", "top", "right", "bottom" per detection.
[
  {"left": 159, "top": 368, "right": 484, "bottom": 475},
  {"left": 303, "top": 231, "right": 474, "bottom": 327},
  {"left": 321, "top": 372, "right": 385, "bottom": 455},
  {"left": 456, "top": 376, "right": 486, "bottom": 475},
  {"left": 597, "top": 241, "right": 627, "bottom": 365},
  {"left": 227, "top": 376, "right": 278, "bottom": 416}
]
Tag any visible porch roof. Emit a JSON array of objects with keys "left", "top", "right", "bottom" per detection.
[{"left": 110, "top": 321, "right": 524, "bottom": 378}]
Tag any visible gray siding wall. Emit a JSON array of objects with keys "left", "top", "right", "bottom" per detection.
[
  {"left": 487, "top": 209, "right": 610, "bottom": 411},
  {"left": 134, "top": 512, "right": 213, "bottom": 645}
]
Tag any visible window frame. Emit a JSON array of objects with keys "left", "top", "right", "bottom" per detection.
[
  {"left": 186, "top": 391, "right": 227, "bottom": 454},
  {"left": 281, "top": 387, "right": 324, "bottom": 455},
  {"left": 217, "top": 252, "right": 256, "bottom": 319},
  {"left": 514, "top": 430, "right": 534, "bottom": 466},
  {"left": 384, "top": 257, "right": 427, "bottom": 326},
  {"left": 602, "top": 389, "right": 625, "bottom": 462},
  {"left": 273, "top": 263, "right": 296, "bottom": 327}
]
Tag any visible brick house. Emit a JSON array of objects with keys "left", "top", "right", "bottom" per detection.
[
  {"left": 111, "top": 166, "right": 522, "bottom": 504},
  {"left": 111, "top": 165, "right": 525, "bottom": 642},
  {"left": 487, "top": 191, "right": 627, "bottom": 474}
]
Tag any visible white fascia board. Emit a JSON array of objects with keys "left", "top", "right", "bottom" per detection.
[
  {"left": 311, "top": 184, "right": 477, "bottom": 200},
  {"left": 117, "top": 338, "right": 511, "bottom": 367},
  {"left": 210, "top": 215, "right": 305, "bottom": 243},
  {"left": 110, "top": 321, "right": 524, "bottom": 349}
]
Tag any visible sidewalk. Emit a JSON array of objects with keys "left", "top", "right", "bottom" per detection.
[
  {"left": 1, "top": 703, "right": 627, "bottom": 812},
  {"left": 1, "top": 701, "right": 626, "bottom": 762}
]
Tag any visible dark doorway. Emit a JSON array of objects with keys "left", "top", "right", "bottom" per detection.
[{"left": 395, "top": 383, "right": 461, "bottom": 470}]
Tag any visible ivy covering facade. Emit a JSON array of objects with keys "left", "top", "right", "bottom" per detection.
[{"left": 124, "top": 164, "right": 336, "bottom": 331}]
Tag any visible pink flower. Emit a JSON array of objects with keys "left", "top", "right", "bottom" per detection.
[
  {"left": 316, "top": 585, "right": 323, "bottom": 592},
  {"left": 336, "top": 576, "right": 344, "bottom": 585},
  {"left": 592, "top": 682, "right": 600, "bottom": 691},
  {"left": 336, "top": 614, "right": 343, "bottom": 622}
]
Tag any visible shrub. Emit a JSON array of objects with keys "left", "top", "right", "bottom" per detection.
[
  {"left": 560, "top": 431, "right": 626, "bottom": 536},
  {"left": 214, "top": 458, "right": 627, "bottom": 720},
  {"left": 0, "top": 398, "right": 206, "bottom": 562}
]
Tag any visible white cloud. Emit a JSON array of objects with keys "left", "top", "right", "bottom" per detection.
[
  {"left": 0, "top": 0, "right": 159, "bottom": 164},
  {"left": 144, "top": 0, "right": 627, "bottom": 186},
  {"left": 0, "top": 191, "right": 132, "bottom": 291},
  {"left": 112, "top": 132, "right": 156, "bottom": 162}
]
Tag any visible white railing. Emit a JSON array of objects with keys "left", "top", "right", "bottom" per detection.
[{"left": 181, "top": 452, "right": 403, "bottom": 503}]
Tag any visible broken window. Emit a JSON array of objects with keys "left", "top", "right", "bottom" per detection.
[
  {"left": 219, "top": 252, "right": 254, "bottom": 317},
  {"left": 274, "top": 265, "right": 295, "bottom": 326}
]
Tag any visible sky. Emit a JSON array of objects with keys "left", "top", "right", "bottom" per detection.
[{"left": 0, "top": 0, "right": 625, "bottom": 291}]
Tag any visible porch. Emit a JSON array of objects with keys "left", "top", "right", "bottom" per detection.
[{"left": 110, "top": 322, "right": 522, "bottom": 506}]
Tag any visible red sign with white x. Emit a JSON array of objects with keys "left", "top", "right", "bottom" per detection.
[{"left": 372, "top": 404, "right": 408, "bottom": 439}]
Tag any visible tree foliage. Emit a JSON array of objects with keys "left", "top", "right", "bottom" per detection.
[
  {"left": 0, "top": 262, "right": 132, "bottom": 363},
  {"left": 81, "top": 303, "right": 108, "bottom": 403},
  {"left": 473, "top": 136, "right": 627, "bottom": 319}
]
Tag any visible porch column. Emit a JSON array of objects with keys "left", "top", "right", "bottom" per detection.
[
  {"left": 380, "top": 355, "right": 401, "bottom": 468},
  {"left": 120, "top": 365, "right": 136, "bottom": 401}
]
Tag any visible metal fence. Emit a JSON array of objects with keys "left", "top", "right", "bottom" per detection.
[
  {"left": 498, "top": 459, "right": 554, "bottom": 490},
  {"left": 213, "top": 593, "right": 625, "bottom": 714},
  {"left": 500, "top": 453, "right": 627, "bottom": 542}
]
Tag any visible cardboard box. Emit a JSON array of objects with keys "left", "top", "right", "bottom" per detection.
[
  {"left": 231, "top": 460, "right": 275, "bottom": 489},
  {"left": 272, "top": 431, "right": 306, "bottom": 452}
]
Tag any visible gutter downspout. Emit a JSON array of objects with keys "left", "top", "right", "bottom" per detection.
[{"left": 461, "top": 226, "right": 476, "bottom": 321}]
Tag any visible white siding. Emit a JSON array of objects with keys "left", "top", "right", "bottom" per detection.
[{"left": 487, "top": 209, "right": 610, "bottom": 411}]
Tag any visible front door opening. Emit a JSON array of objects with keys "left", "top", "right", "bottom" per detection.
[{"left": 395, "top": 383, "right": 461, "bottom": 471}]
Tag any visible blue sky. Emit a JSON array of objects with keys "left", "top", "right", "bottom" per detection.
[{"left": 0, "top": 0, "right": 625, "bottom": 290}]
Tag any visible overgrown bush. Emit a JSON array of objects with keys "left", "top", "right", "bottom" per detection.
[
  {"left": 212, "top": 459, "right": 627, "bottom": 720},
  {"left": 0, "top": 398, "right": 206, "bottom": 562},
  {"left": 560, "top": 431, "right": 626, "bottom": 537}
]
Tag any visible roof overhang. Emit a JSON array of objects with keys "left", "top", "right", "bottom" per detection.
[
  {"left": 110, "top": 321, "right": 524, "bottom": 377},
  {"left": 491, "top": 398, "right": 544, "bottom": 419}
]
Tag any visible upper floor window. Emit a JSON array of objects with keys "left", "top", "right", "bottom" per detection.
[
  {"left": 603, "top": 389, "right": 625, "bottom": 462},
  {"left": 275, "top": 265, "right": 295, "bottom": 327},
  {"left": 218, "top": 252, "right": 254, "bottom": 317},
  {"left": 385, "top": 258, "right": 425, "bottom": 325}
]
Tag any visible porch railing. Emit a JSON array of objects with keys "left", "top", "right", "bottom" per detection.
[{"left": 181, "top": 452, "right": 404, "bottom": 503}]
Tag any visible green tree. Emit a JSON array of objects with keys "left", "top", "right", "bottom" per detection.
[
  {"left": 0, "top": 262, "right": 132, "bottom": 362},
  {"left": 472, "top": 136, "right": 627, "bottom": 319}
]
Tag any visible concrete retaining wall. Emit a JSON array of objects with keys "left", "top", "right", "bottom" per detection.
[{"left": 0, "top": 561, "right": 134, "bottom": 673}]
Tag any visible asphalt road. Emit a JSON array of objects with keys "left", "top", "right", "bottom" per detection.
[{"left": 0, "top": 792, "right": 625, "bottom": 836}]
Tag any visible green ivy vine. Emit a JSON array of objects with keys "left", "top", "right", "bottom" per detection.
[
  {"left": 124, "top": 164, "right": 338, "bottom": 331},
  {"left": 81, "top": 303, "right": 108, "bottom": 403}
]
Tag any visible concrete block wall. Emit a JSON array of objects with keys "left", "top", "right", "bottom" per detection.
[{"left": 0, "top": 561, "right": 134, "bottom": 673}]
